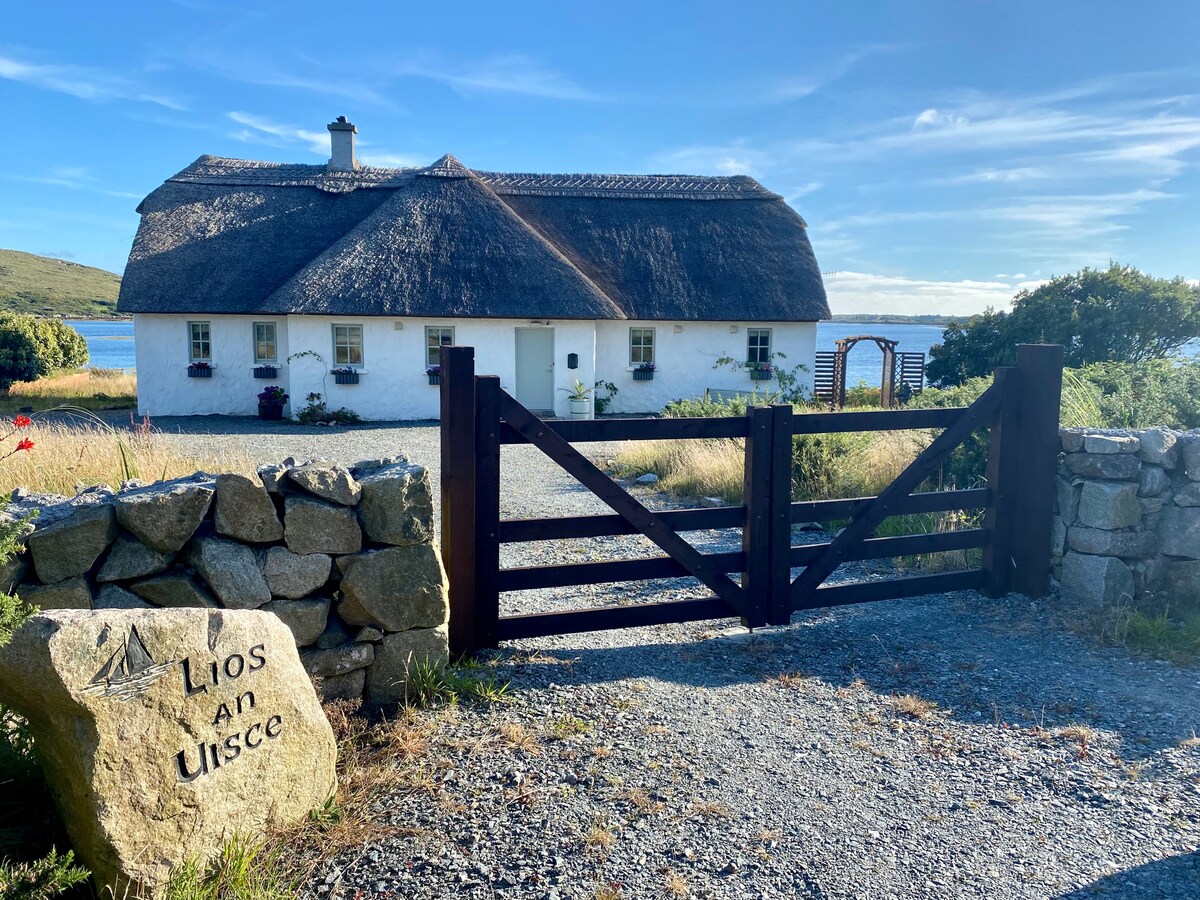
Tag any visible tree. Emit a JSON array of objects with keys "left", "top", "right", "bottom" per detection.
[
  {"left": 927, "top": 263, "right": 1200, "bottom": 386},
  {"left": 926, "top": 308, "right": 1013, "bottom": 388},
  {"left": 35, "top": 319, "right": 88, "bottom": 372}
]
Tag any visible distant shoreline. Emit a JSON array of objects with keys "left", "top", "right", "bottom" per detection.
[{"left": 827, "top": 314, "right": 953, "bottom": 327}]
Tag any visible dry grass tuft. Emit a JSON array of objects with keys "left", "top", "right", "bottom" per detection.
[
  {"left": 767, "top": 671, "right": 812, "bottom": 690},
  {"left": 662, "top": 868, "right": 689, "bottom": 898},
  {"left": 584, "top": 822, "right": 618, "bottom": 854},
  {"left": 892, "top": 694, "right": 938, "bottom": 720},
  {"left": 1056, "top": 723, "right": 1095, "bottom": 755},
  {"left": 5, "top": 368, "right": 136, "bottom": 409},
  {"left": 681, "top": 800, "right": 730, "bottom": 821},
  {"left": 0, "top": 416, "right": 252, "bottom": 496},
  {"left": 496, "top": 721, "right": 540, "bottom": 752}
]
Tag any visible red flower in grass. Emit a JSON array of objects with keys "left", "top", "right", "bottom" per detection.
[
  {"left": 15, "top": 438, "right": 33, "bottom": 452},
  {"left": 13, "top": 415, "right": 31, "bottom": 428}
]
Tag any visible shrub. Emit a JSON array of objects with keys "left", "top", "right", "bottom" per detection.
[{"left": 0, "top": 315, "right": 44, "bottom": 390}]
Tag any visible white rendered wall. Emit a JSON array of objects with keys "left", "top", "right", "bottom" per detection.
[
  {"left": 134, "top": 314, "right": 815, "bottom": 420},
  {"left": 596, "top": 321, "right": 817, "bottom": 414},
  {"left": 274, "top": 317, "right": 597, "bottom": 421},
  {"left": 133, "top": 314, "right": 291, "bottom": 417}
]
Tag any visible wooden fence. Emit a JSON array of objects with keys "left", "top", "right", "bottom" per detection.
[{"left": 441, "top": 344, "right": 1063, "bottom": 655}]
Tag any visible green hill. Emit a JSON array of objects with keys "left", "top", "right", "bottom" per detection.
[{"left": 0, "top": 249, "right": 121, "bottom": 317}]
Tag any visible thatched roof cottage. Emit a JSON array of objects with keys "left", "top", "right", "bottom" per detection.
[{"left": 119, "top": 117, "right": 828, "bottom": 419}]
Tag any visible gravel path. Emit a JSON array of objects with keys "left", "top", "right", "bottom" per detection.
[{"left": 129, "top": 417, "right": 1200, "bottom": 898}]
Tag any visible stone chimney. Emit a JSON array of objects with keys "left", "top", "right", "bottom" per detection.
[{"left": 327, "top": 116, "right": 358, "bottom": 171}]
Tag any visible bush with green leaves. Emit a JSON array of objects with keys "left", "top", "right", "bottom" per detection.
[{"left": 0, "top": 315, "right": 89, "bottom": 391}]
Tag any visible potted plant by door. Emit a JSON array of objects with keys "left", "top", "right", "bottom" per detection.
[
  {"left": 426, "top": 365, "right": 441, "bottom": 385},
  {"left": 632, "top": 361, "right": 656, "bottom": 381},
  {"left": 257, "top": 385, "right": 289, "bottom": 420},
  {"left": 560, "top": 379, "right": 593, "bottom": 420}
]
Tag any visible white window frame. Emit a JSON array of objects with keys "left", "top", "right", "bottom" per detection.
[
  {"left": 332, "top": 324, "right": 364, "bottom": 368},
  {"left": 188, "top": 321, "right": 211, "bottom": 362},
  {"left": 629, "top": 327, "right": 655, "bottom": 367},
  {"left": 426, "top": 326, "right": 455, "bottom": 368},
  {"left": 747, "top": 328, "right": 772, "bottom": 366},
  {"left": 253, "top": 322, "right": 277, "bottom": 363}
]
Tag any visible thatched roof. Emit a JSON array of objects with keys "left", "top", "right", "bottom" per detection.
[{"left": 118, "top": 154, "right": 828, "bottom": 321}]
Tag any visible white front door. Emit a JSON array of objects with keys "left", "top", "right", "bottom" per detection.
[{"left": 515, "top": 328, "right": 555, "bottom": 413}]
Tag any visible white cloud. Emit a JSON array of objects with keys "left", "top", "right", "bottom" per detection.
[
  {"left": 357, "top": 152, "right": 424, "bottom": 169},
  {"left": 7, "top": 167, "right": 142, "bottom": 200},
  {"left": 227, "top": 112, "right": 329, "bottom": 156},
  {"left": 0, "top": 53, "right": 184, "bottom": 109},
  {"left": 824, "top": 271, "right": 1046, "bottom": 317},
  {"left": 395, "top": 53, "right": 607, "bottom": 101},
  {"left": 912, "top": 107, "right": 969, "bottom": 130}
]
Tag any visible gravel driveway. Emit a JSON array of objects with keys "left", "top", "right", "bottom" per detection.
[{"left": 134, "top": 417, "right": 1200, "bottom": 899}]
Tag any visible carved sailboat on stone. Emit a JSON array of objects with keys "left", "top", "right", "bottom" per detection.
[{"left": 81, "top": 625, "right": 176, "bottom": 702}]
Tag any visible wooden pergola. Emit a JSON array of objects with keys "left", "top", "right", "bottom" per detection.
[{"left": 814, "top": 335, "right": 926, "bottom": 409}]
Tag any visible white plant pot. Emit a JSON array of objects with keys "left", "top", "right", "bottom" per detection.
[{"left": 569, "top": 398, "right": 591, "bottom": 420}]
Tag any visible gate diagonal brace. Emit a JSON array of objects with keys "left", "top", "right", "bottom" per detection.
[
  {"left": 498, "top": 392, "right": 752, "bottom": 618},
  {"left": 789, "top": 382, "right": 1003, "bottom": 609}
]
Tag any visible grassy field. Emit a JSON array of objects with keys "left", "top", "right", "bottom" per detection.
[
  {"left": 0, "top": 249, "right": 120, "bottom": 317},
  {"left": 0, "top": 368, "right": 137, "bottom": 415},
  {"left": 0, "top": 418, "right": 249, "bottom": 496}
]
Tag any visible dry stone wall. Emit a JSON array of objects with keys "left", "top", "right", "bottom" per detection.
[
  {"left": 1054, "top": 428, "right": 1199, "bottom": 604},
  {"left": 3, "top": 456, "right": 448, "bottom": 705}
]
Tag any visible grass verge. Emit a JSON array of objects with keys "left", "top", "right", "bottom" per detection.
[{"left": 0, "top": 368, "right": 136, "bottom": 415}]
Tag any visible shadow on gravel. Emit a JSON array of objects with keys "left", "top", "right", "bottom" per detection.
[
  {"left": 507, "top": 593, "right": 1200, "bottom": 758},
  {"left": 1055, "top": 850, "right": 1199, "bottom": 899},
  {"left": 87, "top": 412, "right": 440, "bottom": 434}
]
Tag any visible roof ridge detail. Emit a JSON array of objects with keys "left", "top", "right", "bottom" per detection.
[{"left": 419, "top": 153, "right": 471, "bottom": 178}]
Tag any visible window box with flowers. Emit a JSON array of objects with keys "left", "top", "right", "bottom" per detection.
[
  {"left": 632, "top": 362, "right": 656, "bottom": 381},
  {"left": 749, "top": 363, "right": 773, "bottom": 381},
  {"left": 256, "top": 386, "right": 289, "bottom": 421},
  {"left": 253, "top": 365, "right": 279, "bottom": 379},
  {"left": 332, "top": 367, "right": 360, "bottom": 385},
  {"left": 187, "top": 362, "right": 213, "bottom": 378},
  {"left": 426, "top": 365, "right": 441, "bottom": 385}
]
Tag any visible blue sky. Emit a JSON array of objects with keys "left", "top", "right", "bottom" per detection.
[{"left": 2, "top": 0, "right": 1198, "bottom": 315}]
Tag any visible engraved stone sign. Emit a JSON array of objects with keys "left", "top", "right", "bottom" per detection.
[{"left": 0, "top": 608, "right": 337, "bottom": 895}]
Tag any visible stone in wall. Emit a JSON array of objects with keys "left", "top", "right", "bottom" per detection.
[
  {"left": 114, "top": 480, "right": 214, "bottom": 553},
  {"left": 1157, "top": 506, "right": 1200, "bottom": 559},
  {"left": 356, "top": 462, "right": 434, "bottom": 546},
  {"left": 1137, "top": 428, "right": 1178, "bottom": 468},
  {"left": 27, "top": 505, "right": 117, "bottom": 585},
  {"left": 336, "top": 545, "right": 448, "bottom": 632},
  {"left": 214, "top": 474, "right": 283, "bottom": 543},
  {"left": 284, "top": 497, "right": 362, "bottom": 555},
  {"left": 1061, "top": 553, "right": 1134, "bottom": 605},
  {"left": 1076, "top": 481, "right": 1140, "bottom": 530}
]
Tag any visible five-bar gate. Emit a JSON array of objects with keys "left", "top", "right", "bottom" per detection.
[{"left": 441, "top": 344, "right": 1063, "bottom": 656}]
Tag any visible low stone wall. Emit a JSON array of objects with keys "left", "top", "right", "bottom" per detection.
[
  {"left": 3, "top": 456, "right": 449, "bottom": 705},
  {"left": 1054, "top": 428, "right": 1198, "bottom": 604}
]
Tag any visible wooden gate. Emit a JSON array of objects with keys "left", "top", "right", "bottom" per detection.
[{"left": 440, "top": 344, "right": 1063, "bottom": 656}]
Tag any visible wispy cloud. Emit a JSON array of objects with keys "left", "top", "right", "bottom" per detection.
[
  {"left": 394, "top": 53, "right": 608, "bottom": 101},
  {"left": 650, "top": 143, "right": 769, "bottom": 177},
  {"left": 227, "top": 112, "right": 330, "bottom": 156},
  {"left": 824, "top": 271, "right": 1046, "bottom": 317},
  {"left": 0, "top": 53, "right": 185, "bottom": 109},
  {"left": 7, "top": 167, "right": 142, "bottom": 200}
]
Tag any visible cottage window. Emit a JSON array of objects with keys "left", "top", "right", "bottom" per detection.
[
  {"left": 188, "top": 321, "right": 211, "bottom": 362},
  {"left": 629, "top": 328, "right": 655, "bottom": 366},
  {"left": 333, "top": 324, "right": 364, "bottom": 367},
  {"left": 426, "top": 326, "right": 455, "bottom": 368},
  {"left": 747, "top": 328, "right": 772, "bottom": 366},
  {"left": 253, "top": 322, "right": 277, "bottom": 363}
]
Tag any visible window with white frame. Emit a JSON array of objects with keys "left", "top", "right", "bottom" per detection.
[
  {"left": 629, "top": 327, "right": 655, "bottom": 366},
  {"left": 333, "top": 324, "right": 364, "bottom": 367},
  {"left": 747, "top": 328, "right": 772, "bottom": 366},
  {"left": 253, "top": 322, "right": 277, "bottom": 363},
  {"left": 188, "top": 321, "right": 211, "bottom": 362},
  {"left": 426, "top": 326, "right": 454, "bottom": 367}
]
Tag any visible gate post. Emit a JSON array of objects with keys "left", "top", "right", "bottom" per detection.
[
  {"left": 767, "top": 403, "right": 793, "bottom": 626},
  {"left": 441, "top": 346, "right": 478, "bottom": 656},
  {"left": 1010, "top": 344, "right": 1064, "bottom": 597},
  {"left": 473, "top": 375, "right": 502, "bottom": 650},
  {"left": 982, "top": 344, "right": 1063, "bottom": 598},
  {"left": 742, "top": 406, "right": 772, "bottom": 628}
]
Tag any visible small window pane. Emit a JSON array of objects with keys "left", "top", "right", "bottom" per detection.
[
  {"left": 253, "top": 322, "right": 277, "bottom": 363},
  {"left": 747, "top": 328, "right": 771, "bottom": 365},
  {"left": 188, "top": 321, "right": 211, "bottom": 362},
  {"left": 426, "top": 326, "right": 455, "bottom": 367},
  {"left": 333, "top": 325, "right": 364, "bottom": 367},
  {"left": 629, "top": 327, "right": 655, "bottom": 365}
]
